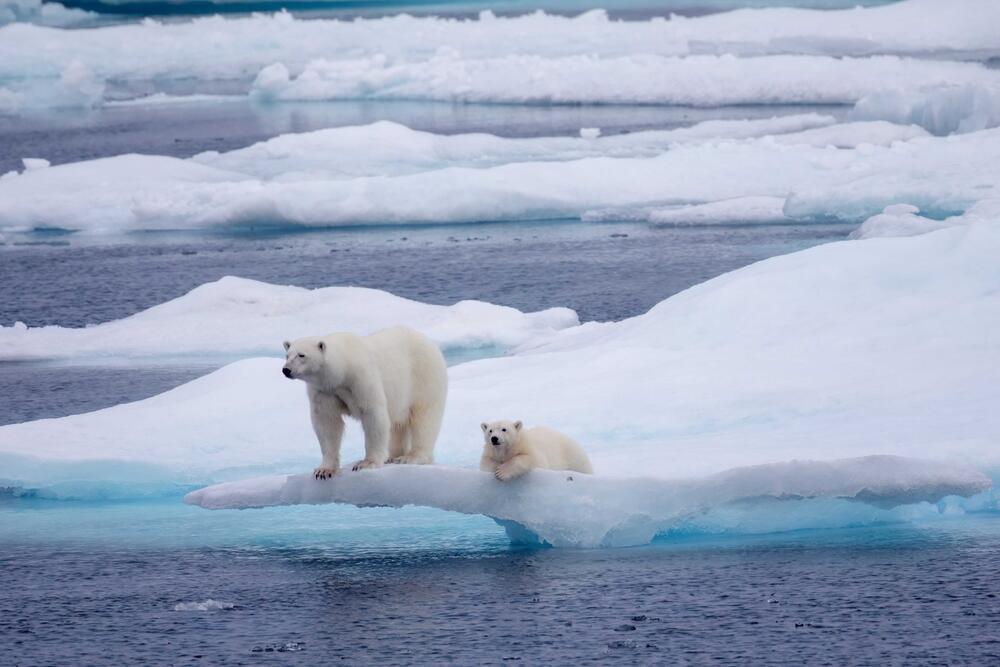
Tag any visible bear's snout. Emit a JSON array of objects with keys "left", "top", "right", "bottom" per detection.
[
  {"left": 282, "top": 367, "right": 292, "bottom": 378},
  {"left": 491, "top": 436, "right": 500, "bottom": 445}
]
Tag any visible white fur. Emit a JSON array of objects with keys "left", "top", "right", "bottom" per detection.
[
  {"left": 282, "top": 326, "right": 447, "bottom": 477},
  {"left": 479, "top": 420, "right": 593, "bottom": 481}
]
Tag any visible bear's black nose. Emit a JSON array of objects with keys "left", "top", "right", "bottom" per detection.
[
  {"left": 491, "top": 436, "right": 499, "bottom": 445},
  {"left": 282, "top": 367, "right": 292, "bottom": 378}
]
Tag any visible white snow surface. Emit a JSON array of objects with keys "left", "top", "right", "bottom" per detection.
[
  {"left": 183, "top": 459, "right": 992, "bottom": 547},
  {"left": 250, "top": 54, "right": 1000, "bottom": 107},
  {"left": 1, "top": 1, "right": 998, "bottom": 110},
  {"left": 6, "top": 119, "right": 996, "bottom": 233},
  {"left": 0, "top": 276, "right": 578, "bottom": 362},
  {"left": 3, "top": 222, "right": 998, "bottom": 522},
  {"left": 0, "top": 0, "right": 94, "bottom": 27}
]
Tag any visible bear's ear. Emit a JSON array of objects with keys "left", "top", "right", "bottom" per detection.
[
  {"left": 282, "top": 341, "right": 291, "bottom": 351},
  {"left": 481, "top": 422, "right": 488, "bottom": 432},
  {"left": 318, "top": 340, "right": 326, "bottom": 352},
  {"left": 514, "top": 420, "right": 523, "bottom": 431}
]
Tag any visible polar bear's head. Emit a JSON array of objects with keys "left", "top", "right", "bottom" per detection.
[
  {"left": 282, "top": 336, "right": 337, "bottom": 385},
  {"left": 481, "top": 419, "right": 523, "bottom": 452}
]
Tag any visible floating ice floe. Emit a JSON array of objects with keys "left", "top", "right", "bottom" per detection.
[
  {"left": 250, "top": 54, "right": 1000, "bottom": 107},
  {"left": 6, "top": 120, "right": 996, "bottom": 233},
  {"left": 173, "top": 599, "right": 236, "bottom": 611},
  {"left": 1, "top": 0, "right": 998, "bottom": 110},
  {"left": 0, "top": 276, "right": 578, "bottom": 362},
  {"left": 2, "top": 221, "right": 998, "bottom": 517},
  {"left": 183, "top": 458, "right": 992, "bottom": 548}
]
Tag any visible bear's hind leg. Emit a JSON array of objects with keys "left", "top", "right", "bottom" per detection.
[
  {"left": 392, "top": 403, "right": 441, "bottom": 465},
  {"left": 386, "top": 423, "right": 410, "bottom": 464}
]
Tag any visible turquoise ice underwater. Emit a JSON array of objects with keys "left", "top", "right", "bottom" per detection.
[{"left": 3, "top": 0, "right": 1000, "bottom": 663}]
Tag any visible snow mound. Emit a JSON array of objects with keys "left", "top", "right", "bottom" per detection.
[
  {"left": 183, "top": 459, "right": 992, "bottom": 548},
  {"left": 851, "top": 198, "right": 1000, "bottom": 239},
  {"left": 851, "top": 83, "right": 1000, "bottom": 135},
  {"left": 251, "top": 54, "right": 998, "bottom": 107},
  {"left": 0, "top": 276, "right": 578, "bottom": 362},
  {"left": 2, "top": 120, "right": 993, "bottom": 232}
]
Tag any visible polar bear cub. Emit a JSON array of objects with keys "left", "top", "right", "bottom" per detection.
[
  {"left": 480, "top": 420, "right": 593, "bottom": 481},
  {"left": 283, "top": 326, "right": 447, "bottom": 478}
]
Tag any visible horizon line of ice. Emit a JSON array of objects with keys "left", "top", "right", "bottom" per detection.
[{"left": 183, "top": 457, "right": 994, "bottom": 548}]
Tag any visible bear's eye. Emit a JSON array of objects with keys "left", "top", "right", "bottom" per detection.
[
  {"left": 502, "top": 428, "right": 507, "bottom": 432},
  {"left": 297, "top": 353, "right": 305, "bottom": 358}
]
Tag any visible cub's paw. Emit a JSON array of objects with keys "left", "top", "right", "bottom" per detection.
[
  {"left": 313, "top": 466, "right": 338, "bottom": 480},
  {"left": 352, "top": 459, "right": 383, "bottom": 471},
  {"left": 388, "top": 454, "right": 432, "bottom": 465}
]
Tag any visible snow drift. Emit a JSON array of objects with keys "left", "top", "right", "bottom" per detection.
[
  {"left": 183, "top": 459, "right": 992, "bottom": 548},
  {"left": 0, "top": 276, "right": 578, "bottom": 361}
]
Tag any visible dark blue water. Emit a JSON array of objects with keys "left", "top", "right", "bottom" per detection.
[{"left": 3, "top": 511, "right": 1000, "bottom": 666}]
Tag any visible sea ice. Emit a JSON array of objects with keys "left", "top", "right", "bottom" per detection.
[
  {"left": 2, "top": 121, "right": 995, "bottom": 232},
  {"left": 0, "top": 276, "right": 579, "bottom": 361},
  {"left": 2, "top": 222, "right": 998, "bottom": 519},
  {"left": 850, "top": 83, "right": 1000, "bottom": 135},
  {"left": 1, "top": 1, "right": 997, "bottom": 110},
  {"left": 183, "top": 458, "right": 992, "bottom": 547}
]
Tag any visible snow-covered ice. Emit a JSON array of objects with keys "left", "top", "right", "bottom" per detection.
[
  {"left": 183, "top": 459, "right": 992, "bottom": 548},
  {"left": 5, "top": 119, "right": 996, "bottom": 232},
  {"left": 250, "top": 54, "right": 1000, "bottom": 107},
  {"left": 850, "top": 83, "right": 1000, "bottom": 135},
  {"left": 3, "top": 220, "right": 998, "bottom": 544},
  {"left": 0, "top": 276, "right": 578, "bottom": 362},
  {"left": 1, "top": 1, "right": 998, "bottom": 111}
]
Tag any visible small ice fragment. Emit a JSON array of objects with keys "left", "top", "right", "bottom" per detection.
[
  {"left": 173, "top": 599, "right": 236, "bottom": 611},
  {"left": 22, "top": 158, "right": 50, "bottom": 171},
  {"left": 580, "top": 127, "right": 601, "bottom": 139}
]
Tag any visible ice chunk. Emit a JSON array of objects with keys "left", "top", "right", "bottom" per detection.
[
  {"left": 584, "top": 196, "right": 789, "bottom": 226},
  {"left": 0, "top": 0, "right": 95, "bottom": 27},
  {"left": 851, "top": 198, "right": 1000, "bottom": 239},
  {"left": 21, "top": 157, "right": 49, "bottom": 171},
  {"left": 2, "top": 121, "right": 994, "bottom": 232},
  {"left": 579, "top": 128, "right": 601, "bottom": 140},
  {"left": 183, "top": 459, "right": 992, "bottom": 548},
  {"left": 250, "top": 54, "right": 999, "bottom": 107},
  {"left": 851, "top": 83, "right": 1000, "bottom": 135},
  {"left": 0, "top": 276, "right": 579, "bottom": 362},
  {"left": 173, "top": 599, "right": 235, "bottom": 611}
]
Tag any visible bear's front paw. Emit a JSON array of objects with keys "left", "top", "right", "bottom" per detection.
[
  {"left": 495, "top": 465, "right": 513, "bottom": 481},
  {"left": 313, "top": 466, "right": 338, "bottom": 480},
  {"left": 352, "top": 459, "right": 383, "bottom": 471}
]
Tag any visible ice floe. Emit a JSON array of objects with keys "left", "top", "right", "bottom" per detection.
[
  {"left": 250, "top": 54, "right": 1000, "bottom": 107},
  {"left": 850, "top": 83, "right": 1000, "bottom": 135},
  {"left": 0, "top": 276, "right": 578, "bottom": 361},
  {"left": 2, "top": 221, "right": 998, "bottom": 518},
  {"left": 1, "top": 1, "right": 997, "bottom": 110},
  {"left": 4, "top": 120, "right": 995, "bottom": 232},
  {"left": 183, "top": 459, "right": 992, "bottom": 547}
]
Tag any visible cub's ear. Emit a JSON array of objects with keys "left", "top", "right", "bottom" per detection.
[
  {"left": 318, "top": 341, "right": 326, "bottom": 352},
  {"left": 514, "top": 420, "right": 523, "bottom": 431},
  {"left": 481, "top": 422, "right": 488, "bottom": 432},
  {"left": 282, "top": 341, "right": 291, "bottom": 351}
]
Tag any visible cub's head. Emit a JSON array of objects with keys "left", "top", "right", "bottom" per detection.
[
  {"left": 281, "top": 337, "right": 328, "bottom": 383},
  {"left": 481, "top": 420, "right": 523, "bottom": 452}
]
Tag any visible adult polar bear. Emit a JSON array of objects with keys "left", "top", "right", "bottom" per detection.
[{"left": 282, "top": 326, "right": 447, "bottom": 478}]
